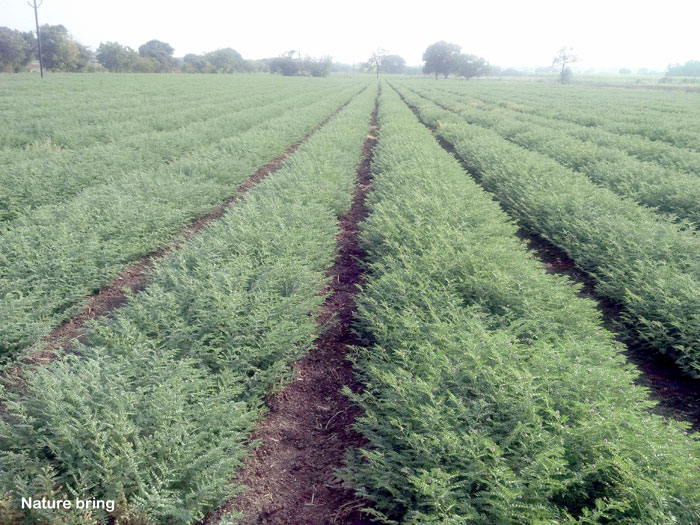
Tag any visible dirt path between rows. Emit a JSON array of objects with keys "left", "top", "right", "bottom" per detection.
[
  {"left": 204, "top": 96, "right": 379, "bottom": 525},
  {"left": 7, "top": 94, "right": 358, "bottom": 376},
  {"left": 392, "top": 83, "right": 700, "bottom": 431}
]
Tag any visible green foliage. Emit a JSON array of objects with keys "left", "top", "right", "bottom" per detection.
[
  {"left": 96, "top": 41, "right": 138, "bottom": 72},
  {"left": 0, "top": 84, "right": 377, "bottom": 523},
  {"left": 0, "top": 77, "right": 368, "bottom": 361},
  {"left": 204, "top": 48, "right": 243, "bottom": 73},
  {"left": 341, "top": 83, "right": 700, "bottom": 524},
  {"left": 270, "top": 51, "right": 300, "bottom": 76},
  {"left": 381, "top": 54, "right": 406, "bottom": 74},
  {"left": 667, "top": 60, "right": 700, "bottom": 77},
  {"left": 422, "top": 41, "right": 461, "bottom": 79},
  {"left": 408, "top": 83, "right": 700, "bottom": 226},
  {"left": 138, "top": 40, "right": 174, "bottom": 72},
  {"left": 0, "top": 27, "right": 33, "bottom": 72},
  {"left": 38, "top": 25, "right": 92, "bottom": 72},
  {"left": 268, "top": 51, "right": 331, "bottom": 77},
  {"left": 455, "top": 54, "right": 488, "bottom": 80},
  {"left": 421, "top": 79, "right": 700, "bottom": 175},
  {"left": 395, "top": 83, "right": 700, "bottom": 376}
]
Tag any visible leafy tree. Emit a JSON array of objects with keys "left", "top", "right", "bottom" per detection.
[
  {"left": 138, "top": 39, "right": 174, "bottom": 72},
  {"left": 270, "top": 51, "right": 300, "bottom": 76},
  {"left": 667, "top": 60, "right": 700, "bottom": 76},
  {"left": 500, "top": 67, "right": 522, "bottom": 76},
  {"left": 182, "top": 53, "right": 209, "bottom": 73},
  {"left": 132, "top": 56, "right": 161, "bottom": 72},
  {"left": 382, "top": 54, "right": 405, "bottom": 74},
  {"left": 367, "top": 48, "right": 388, "bottom": 77},
  {"left": 423, "top": 41, "right": 461, "bottom": 79},
  {"left": 552, "top": 46, "right": 578, "bottom": 83},
  {"left": 619, "top": 67, "right": 632, "bottom": 74},
  {"left": 0, "top": 27, "right": 34, "bottom": 72},
  {"left": 204, "top": 48, "right": 242, "bottom": 73},
  {"left": 303, "top": 55, "right": 332, "bottom": 77},
  {"left": 35, "top": 25, "right": 90, "bottom": 72},
  {"left": 96, "top": 41, "right": 137, "bottom": 72},
  {"left": 455, "top": 53, "right": 487, "bottom": 79}
]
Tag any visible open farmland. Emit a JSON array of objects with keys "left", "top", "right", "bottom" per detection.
[{"left": 1, "top": 74, "right": 700, "bottom": 524}]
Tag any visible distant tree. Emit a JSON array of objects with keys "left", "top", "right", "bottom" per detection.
[
  {"left": 138, "top": 39, "right": 174, "bottom": 72},
  {"left": 637, "top": 67, "right": 650, "bottom": 75},
  {"left": 422, "top": 41, "right": 461, "bottom": 79},
  {"left": 560, "top": 67, "right": 574, "bottom": 83},
  {"left": 182, "top": 53, "right": 209, "bottom": 73},
  {"left": 303, "top": 55, "right": 332, "bottom": 77},
  {"left": 667, "top": 60, "right": 700, "bottom": 77},
  {"left": 36, "top": 25, "right": 91, "bottom": 71},
  {"left": 455, "top": 53, "right": 487, "bottom": 79},
  {"left": 619, "top": 67, "right": 632, "bottom": 74},
  {"left": 330, "top": 62, "right": 353, "bottom": 74},
  {"left": 96, "top": 41, "right": 137, "bottom": 72},
  {"left": 205, "top": 48, "right": 242, "bottom": 73},
  {"left": 381, "top": 54, "right": 405, "bottom": 74},
  {"left": 270, "top": 51, "right": 300, "bottom": 76},
  {"left": 0, "top": 27, "right": 34, "bottom": 72},
  {"left": 500, "top": 67, "right": 523, "bottom": 76},
  {"left": 132, "top": 56, "right": 161, "bottom": 72},
  {"left": 552, "top": 46, "right": 578, "bottom": 83},
  {"left": 367, "top": 48, "right": 389, "bottom": 77}
]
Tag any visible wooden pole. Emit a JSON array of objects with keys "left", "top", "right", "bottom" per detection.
[{"left": 29, "top": 0, "right": 44, "bottom": 78}]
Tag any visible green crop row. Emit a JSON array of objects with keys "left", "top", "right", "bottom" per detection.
[
  {"left": 405, "top": 84, "right": 700, "bottom": 226},
  {"left": 0, "top": 83, "right": 368, "bottom": 361},
  {"left": 0, "top": 75, "right": 295, "bottom": 149},
  {"left": 0, "top": 77, "right": 357, "bottom": 152},
  {"left": 420, "top": 80, "right": 700, "bottom": 176},
  {"left": 0, "top": 83, "right": 377, "bottom": 524},
  {"left": 462, "top": 91, "right": 700, "bottom": 176},
  {"left": 342, "top": 82, "right": 700, "bottom": 524},
  {"left": 392, "top": 85, "right": 700, "bottom": 375},
  {"left": 455, "top": 79, "right": 700, "bottom": 137},
  {"left": 0, "top": 81, "right": 350, "bottom": 223},
  {"left": 462, "top": 81, "right": 700, "bottom": 152}
]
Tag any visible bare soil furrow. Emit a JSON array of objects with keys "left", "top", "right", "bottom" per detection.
[{"left": 205, "top": 96, "right": 379, "bottom": 525}]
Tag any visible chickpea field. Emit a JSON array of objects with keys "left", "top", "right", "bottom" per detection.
[{"left": 1, "top": 73, "right": 700, "bottom": 524}]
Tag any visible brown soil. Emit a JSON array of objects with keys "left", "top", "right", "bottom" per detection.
[
  {"left": 394, "top": 82, "right": 700, "bottom": 431},
  {"left": 13, "top": 95, "right": 356, "bottom": 371},
  {"left": 204, "top": 95, "right": 379, "bottom": 525}
]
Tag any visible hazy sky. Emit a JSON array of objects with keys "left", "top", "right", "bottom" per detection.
[{"left": 1, "top": 0, "right": 698, "bottom": 69}]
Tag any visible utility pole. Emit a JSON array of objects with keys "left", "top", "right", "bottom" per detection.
[{"left": 28, "top": 0, "right": 44, "bottom": 78}]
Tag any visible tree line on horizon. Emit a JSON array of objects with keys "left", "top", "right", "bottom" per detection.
[
  {"left": 0, "top": 25, "right": 340, "bottom": 76},
  {"left": 3, "top": 25, "right": 699, "bottom": 79}
]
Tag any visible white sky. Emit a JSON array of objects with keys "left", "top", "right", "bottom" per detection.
[{"left": 1, "top": 0, "right": 699, "bottom": 70}]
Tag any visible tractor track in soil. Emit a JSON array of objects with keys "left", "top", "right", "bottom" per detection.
[
  {"left": 2, "top": 92, "right": 360, "bottom": 380},
  {"left": 393, "top": 83, "right": 700, "bottom": 432},
  {"left": 203, "top": 92, "right": 379, "bottom": 525}
]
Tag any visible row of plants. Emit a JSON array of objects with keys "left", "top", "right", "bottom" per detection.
[
  {"left": 462, "top": 90, "right": 700, "bottom": 176},
  {"left": 436, "top": 80, "right": 700, "bottom": 152},
  {"left": 392, "top": 83, "right": 700, "bottom": 377},
  {"left": 406, "top": 84, "right": 700, "bottom": 226},
  {"left": 1, "top": 81, "right": 351, "bottom": 222},
  {"left": 463, "top": 79, "right": 700, "bottom": 134},
  {"left": 342, "top": 82, "right": 700, "bottom": 524},
  {"left": 0, "top": 76, "right": 352, "bottom": 151},
  {"left": 0, "top": 82, "right": 368, "bottom": 360},
  {"left": 415, "top": 80, "right": 700, "bottom": 176},
  {"left": 0, "top": 83, "right": 378, "bottom": 524}
]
